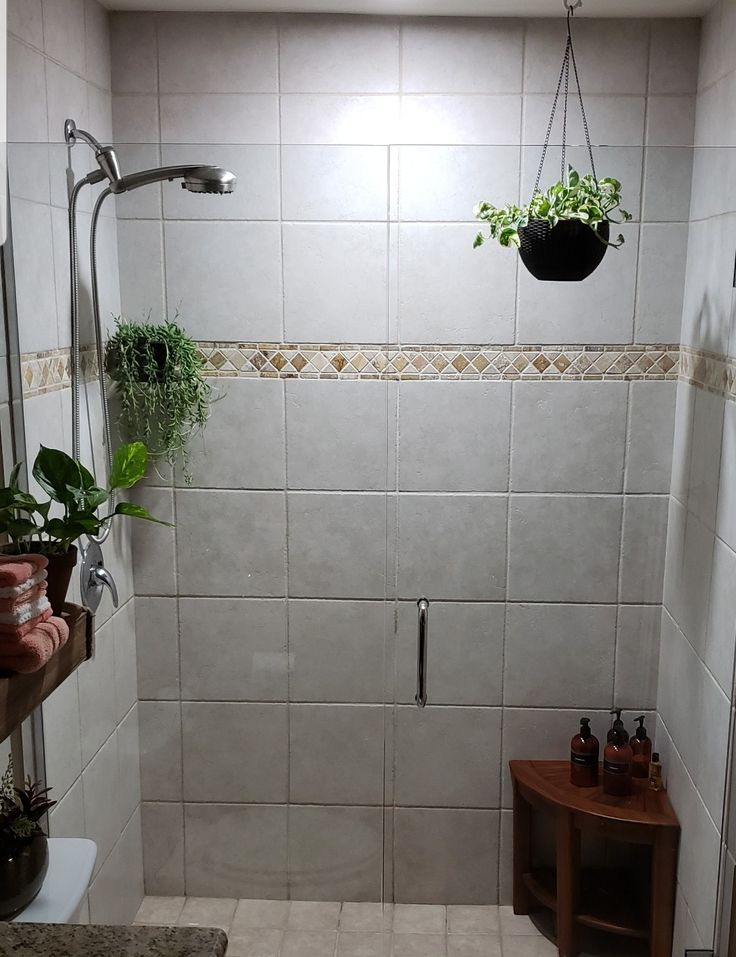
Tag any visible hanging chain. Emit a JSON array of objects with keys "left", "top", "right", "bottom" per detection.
[
  {"left": 532, "top": 6, "right": 596, "bottom": 197},
  {"left": 532, "top": 32, "right": 569, "bottom": 197},
  {"left": 560, "top": 28, "right": 570, "bottom": 182},
  {"left": 567, "top": 11, "right": 597, "bottom": 181}
]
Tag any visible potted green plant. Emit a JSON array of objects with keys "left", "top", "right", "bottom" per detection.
[
  {"left": 473, "top": 167, "right": 632, "bottom": 282},
  {"left": 105, "top": 317, "right": 212, "bottom": 484},
  {"left": 0, "top": 442, "right": 170, "bottom": 613},
  {"left": 0, "top": 757, "right": 55, "bottom": 919}
]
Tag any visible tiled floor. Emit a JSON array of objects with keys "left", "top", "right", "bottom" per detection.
[{"left": 133, "top": 898, "right": 560, "bottom": 957}]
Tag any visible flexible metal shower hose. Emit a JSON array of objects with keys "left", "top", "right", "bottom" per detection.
[
  {"left": 68, "top": 183, "right": 115, "bottom": 544},
  {"left": 89, "top": 189, "right": 116, "bottom": 541},
  {"left": 68, "top": 179, "right": 85, "bottom": 464}
]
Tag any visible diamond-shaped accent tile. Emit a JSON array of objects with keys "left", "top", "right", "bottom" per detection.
[{"left": 291, "top": 354, "right": 308, "bottom": 372}]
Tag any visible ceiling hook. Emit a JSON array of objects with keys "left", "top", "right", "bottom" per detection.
[{"left": 564, "top": 0, "right": 583, "bottom": 10}]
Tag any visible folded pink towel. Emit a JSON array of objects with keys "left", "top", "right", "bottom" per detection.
[
  {"left": 0, "top": 616, "right": 69, "bottom": 674},
  {"left": 0, "top": 594, "right": 50, "bottom": 626},
  {"left": 0, "top": 568, "right": 47, "bottom": 599},
  {"left": 0, "top": 583, "right": 46, "bottom": 614},
  {"left": 0, "top": 555, "right": 48, "bottom": 588},
  {"left": 0, "top": 606, "right": 53, "bottom": 638}
]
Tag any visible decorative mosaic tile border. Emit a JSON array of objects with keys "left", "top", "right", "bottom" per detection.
[
  {"left": 196, "top": 342, "right": 681, "bottom": 381},
  {"left": 21, "top": 342, "right": 683, "bottom": 397},
  {"left": 21, "top": 346, "right": 98, "bottom": 398},
  {"left": 680, "top": 346, "right": 736, "bottom": 400}
]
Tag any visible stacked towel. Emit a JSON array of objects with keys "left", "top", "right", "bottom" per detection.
[
  {"left": 0, "top": 568, "right": 47, "bottom": 599},
  {"left": 0, "top": 556, "right": 68, "bottom": 673}
]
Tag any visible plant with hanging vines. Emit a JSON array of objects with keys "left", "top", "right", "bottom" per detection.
[
  {"left": 105, "top": 317, "right": 212, "bottom": 485},
  {"left": 473, "top": 166, "right": 632, "bottom": 250}
]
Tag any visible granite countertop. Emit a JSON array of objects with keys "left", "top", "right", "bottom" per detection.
[{"left": 0, "top": 922, "right": 228, "bottom": 957}]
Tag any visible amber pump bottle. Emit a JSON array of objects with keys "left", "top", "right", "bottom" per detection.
[
  {"left": 570, "top": 717, "right": 599, "bottom": 787},
  {"left": 603, "top": 723, "right": 633, "bottom": 796},
  {"left": 630, "top": 715, "right": 652, "bottom": 779}
]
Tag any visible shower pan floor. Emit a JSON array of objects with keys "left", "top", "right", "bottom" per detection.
[{"left": 133, "top": 897, "right": 563, "bottom": 956}]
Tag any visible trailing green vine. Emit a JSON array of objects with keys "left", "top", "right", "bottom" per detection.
[
  {"left": 473, "top": 166, "right": 632, "bottom": 250},
  {"left": 105, "top": 317, "right": 212, "bottom": 485}
]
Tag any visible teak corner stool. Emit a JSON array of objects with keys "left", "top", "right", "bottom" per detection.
[{"left": 510, "top": 760, "right": 680, "bottom": 957}]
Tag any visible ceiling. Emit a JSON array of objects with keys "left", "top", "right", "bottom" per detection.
[{"left": 102, "top": 0, "right": 714, "bottom": 15}]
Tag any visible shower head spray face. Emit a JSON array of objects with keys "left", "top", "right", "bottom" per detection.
[{"left": 181, "top": 167, "right": 237, "bottom": 194}]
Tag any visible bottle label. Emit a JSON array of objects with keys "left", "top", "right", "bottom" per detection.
[
  {"left": 603, "top": 760, "right": 629, "bottom": 775},
  {"left": 571, "top": 751, "right": 597, "bottom": 767}
]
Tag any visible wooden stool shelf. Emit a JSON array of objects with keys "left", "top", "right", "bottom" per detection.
[
  {"left": 0, "top": 604, "right": 94, "bottom": 742},
  {"left": 511, "top": 759, "right": 680, "bottom": 957}
]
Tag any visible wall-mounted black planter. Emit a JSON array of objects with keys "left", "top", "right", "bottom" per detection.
[{"left": 518, "top": 219, "right": 609, "bottom": 282}]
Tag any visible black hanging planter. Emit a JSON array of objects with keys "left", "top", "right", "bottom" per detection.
[
  {"left": 519, "top": 219, "right": 609, "bottom": 282},
  {"left": 473, "top": 3, "right": 631, "bottom": 284}
]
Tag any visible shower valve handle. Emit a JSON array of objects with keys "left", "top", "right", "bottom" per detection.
[
  {"left": 80, "top": 540, "right": 119, "bottom": 613},
  {"left": 91, "top": 565, "right": 119, "bottom": 608}
]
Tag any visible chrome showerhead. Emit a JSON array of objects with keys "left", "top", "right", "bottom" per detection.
[
  {"left": 117, "top": 164, "right": 237, "bottom": 195},
  {"left": 181, "top": 167, "right": 237, "bottom": 194},
  {"left": 64, "top": 121, "right": 237, "bottom": 197}
]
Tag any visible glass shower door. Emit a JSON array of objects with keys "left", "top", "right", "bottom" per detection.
[{"left": 111, "top": 139, "right": 396, "bottom": 913}]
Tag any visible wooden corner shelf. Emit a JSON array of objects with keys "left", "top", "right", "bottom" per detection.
[
  {"left": 0, "top": 604, "right": 94, "bottom": 742},
  {"left": 511, "top": 759, "right": 680, "bottom": 957}
]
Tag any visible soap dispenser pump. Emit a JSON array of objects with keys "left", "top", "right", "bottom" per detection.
[
  {"left": 631, "top": 715, "right": 652, "bottom": 779},
  {"left": 607, "top": 708, "right": 629, "bottom": 744}
]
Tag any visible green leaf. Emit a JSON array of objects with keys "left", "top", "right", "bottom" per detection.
[
  {"left": 8, "top": 463, "right": 22, "bottom": 489},
  {"left": 67, "top": 512, "right": 103, "bottom": 533},
  {"left": 84, "top": 487, "right": 110, "bottom": 510},
  {"left": 473, "top": 233, "right": 484, "bottom": 249},
  {"left": 109, "top": 442, "right": 148, "bottom": 491},
  {"left": 34, "top": 501, "right": 51, "bottom": 520},
  {"left": 45, "top": 517, "right": 98, "bottom": 542},
  {"left": 5, "top": 518, "right": 37, "bottom": 540},
  {"left": 32, "top": 447, "right": 83, "bottom": 506},
  {"left": 0, "top": 488, "right": 17, "bottom": 510},
  {"left": 76, "top": 461, "right": 97, "bottom": 491},
  {"left": 113, "top": 500, "right": 173, "bottom": 526}
]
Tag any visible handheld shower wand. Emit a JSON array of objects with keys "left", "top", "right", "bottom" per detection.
[{"left": 64, "top": 118, "right": 237, "bottom": 554}]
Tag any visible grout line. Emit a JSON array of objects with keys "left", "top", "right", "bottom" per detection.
[
  {"left": 137, "top": 594, "right": 667, "bottom": 606},
  {"left": 612, "top": 379, "right": 633, "bottom": 711},
  {"left": 275, "top": 20, "right": 295, "bottom": 903},
  {"left": 497, "top": 375, "right": 515, "bottom": 898}
]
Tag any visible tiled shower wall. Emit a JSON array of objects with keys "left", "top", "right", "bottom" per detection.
[
  {"left": 7, "top": 0, "right": 143, "bottom": 924},
  {"left": 655, "top": 0, "right": 736, "bottom": 952},
  {"left": 111, "top": 14, "right": 700, "bottom": 902}
]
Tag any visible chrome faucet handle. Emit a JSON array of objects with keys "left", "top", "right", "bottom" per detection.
[
  {"left": 91, "top": 565, "right": 119, "bottom": 608},
  {"left": 80, "top": 540, "right": 118, "bottom": 612}
]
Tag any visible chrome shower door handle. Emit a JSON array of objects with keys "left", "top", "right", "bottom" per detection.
[{"left": 415, "top": 598, "right": 429, "bottom": 708}]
